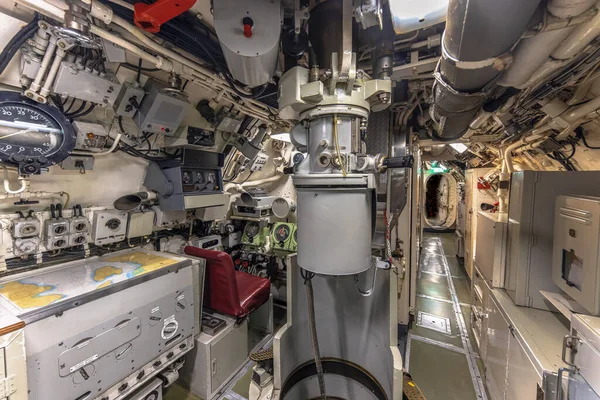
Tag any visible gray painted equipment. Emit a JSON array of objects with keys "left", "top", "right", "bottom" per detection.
[
  {"left": 213, "top": 0, "right": 281, "bottom": 88},
  {"left": 429, "top": 0, "right": 541, "bottom": 140}
]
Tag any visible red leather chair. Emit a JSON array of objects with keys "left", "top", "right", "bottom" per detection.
[{"left": 184, "top": 246, "right": 271, "bottom": 319}]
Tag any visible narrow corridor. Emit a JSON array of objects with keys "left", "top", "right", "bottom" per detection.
[{"left": 406, "top": 233, "right": 486, "bottom": 400}]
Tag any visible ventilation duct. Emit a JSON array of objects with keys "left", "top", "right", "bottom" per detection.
[{"left": 429, "top": 0, "right": 542, "bottom": 141}]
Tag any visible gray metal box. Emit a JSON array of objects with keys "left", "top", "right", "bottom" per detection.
[
  {"left": 113, "top": 81, "right": 146, "bottom": 117},
  {"left": 181, "top": 314, "right": 248, "bottom": 400},
  {"left": 552, "top": 196, "right": 600, "bottom": 315},
  {"left": 0, "top": 249, "right": 201, "bottom": 400},
  {"left": 136, "top": 80, "right": 191, "bottom": 134},
  {"left": 53, "top": 62, "right": 122, "bottom": 106},
  {"left": 505, "top": 171, "right": 600, "bottom": 310}
]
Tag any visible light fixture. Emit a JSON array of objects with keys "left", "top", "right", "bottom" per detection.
[
  {"left": 270, "top": 133, "right": 291, "bottom": 143},
  {"left": 449, "top": 143, "right": 468, "bottom": 154},
  {"left": 389, "top": 0, "right": 449, "bottom": 34}
]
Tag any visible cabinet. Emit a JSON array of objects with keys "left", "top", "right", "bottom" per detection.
[
  {"left": 485, "top": 294, "right": 511, "bottom": 400},
  {"left": 182, "top": 315, "right": 249, "bottom": 400}
]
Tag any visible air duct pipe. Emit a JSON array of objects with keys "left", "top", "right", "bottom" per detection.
[{"left": 430, "top": 0, "right": 542, "bottom": 141}]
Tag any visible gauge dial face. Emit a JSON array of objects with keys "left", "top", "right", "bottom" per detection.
[
  {"left": 274, "top": 224, "right": 291, "bottom": 242},
  {"left": 0, "top": 103, "right": 64, "bottom": 158},
  {"left": 245, "top": 222, "right": 260, "bottom": 238}
]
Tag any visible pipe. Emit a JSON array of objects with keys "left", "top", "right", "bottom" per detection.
[
  {"left": 14, "top": 0, "right": 279, "bottom": 125},
  {"left": 430, "top": 0, "right": 542, "bottom": 140},
  {"left": 563, "top": 95, "right": 600, "bottom": 121},
  {"left": 40, "top": 46, "right": 67, "bottom": 96},
  {"left": 2, "top": 165, "right": 27, "bottom": 194},
  {"left": 30, "top": 40, "right": 56, "bottom": 93},
  {"left": 500, "top": 0, "right": 596, "bottom": 88},
  {"left": 552, "top": 0, "right": 600, "bottom": 60},
  {"left": 549, "top": 0, "right": 596, "bottom": 17},
  {"left": 498, "top": 27, "right": 575, "bottom": 88}
]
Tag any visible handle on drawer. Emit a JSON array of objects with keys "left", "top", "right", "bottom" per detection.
[{"left": 562, "top": 335, "right": 580, "bottom": 367}]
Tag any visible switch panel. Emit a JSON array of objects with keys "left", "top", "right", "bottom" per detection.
[
  {"left": 11, "top": 218, "right": 40, "bottom": 238},
  {"left": 92, "top": 210, "right": 128, "bottom": 245},
  {"left": 44, "top": 219, "right": 69, "bottom": 237}
]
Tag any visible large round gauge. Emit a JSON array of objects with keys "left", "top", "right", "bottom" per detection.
[{"left": 0, "top": 91, "right": 76, "bottom": 174}]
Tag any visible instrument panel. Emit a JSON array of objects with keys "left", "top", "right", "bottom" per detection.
[{"left": 0, "top": 91, "right": 75, "bottom": 174}]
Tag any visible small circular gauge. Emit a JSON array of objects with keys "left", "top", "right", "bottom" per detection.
[
  {"left": 245, "top": 222, "right": 260, "bottom": 238},
  {"left": 182, "top": 171, "right": 192, "bottom": 184},
  {"left": 0, "top": 91, "right": 75, "bottom": 174},
  {"left": 206, "top": 172, "right": 216, "bottom": 183},
  {"left": 274, "top": 224, "right": 291, "bottom": 242},
  {"left": 196, "top": 172, "right": 204, "bottom": 184}
]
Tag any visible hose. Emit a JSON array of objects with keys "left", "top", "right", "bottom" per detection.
[
  {"left": 0, "top": 15, "right": 39, "bottom": 76},
  {"left": 301, "top": 268, "right": 327, "bottom": 400}
]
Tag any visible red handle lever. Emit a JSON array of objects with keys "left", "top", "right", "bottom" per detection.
[{"left": 134, "top": 0, "right": 196, "bottom": 33}]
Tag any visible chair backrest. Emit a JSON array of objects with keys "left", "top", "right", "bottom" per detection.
[{"left": 184, "top": 246, "right": 242, "bottom": 316}]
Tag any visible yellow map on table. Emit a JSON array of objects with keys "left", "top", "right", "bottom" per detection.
[{"left": 0, "top": 251, "right": 181, "bottom": 313}]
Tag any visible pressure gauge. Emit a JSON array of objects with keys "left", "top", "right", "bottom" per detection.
[
  {"left": 245, "top": 222, "right": 260, "bottom": 238},
  {"left": 274, "top": 224, "right": 291, "bottom": 242},
  {"left": 0, "top": 91, "right": 76, "bottom": 174}
]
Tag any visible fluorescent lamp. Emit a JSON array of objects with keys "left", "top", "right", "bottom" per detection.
[
  {"left": 270, "top": 133, "right": 291, "bottom": 143},
  {"left": 449, "top": 143, "right": 468, "bottom": 154}
]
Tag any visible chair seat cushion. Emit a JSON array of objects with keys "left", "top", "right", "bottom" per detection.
[{"left": 235, "top": 271, "right": 271, "bottom": 316}]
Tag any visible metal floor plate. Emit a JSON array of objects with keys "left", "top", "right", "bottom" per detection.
[{"left": 416, "top": 311, "right": 452, "bottom": 335}]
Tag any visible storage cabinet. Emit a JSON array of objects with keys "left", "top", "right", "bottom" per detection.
[{"left": 485, "top": 294, "right": 511, "bottom": 400}]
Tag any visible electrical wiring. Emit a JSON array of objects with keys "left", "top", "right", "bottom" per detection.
[
  {"left": 0, "top": 14, "right": 39, "bottom": 75},
  {"left": 332, "top": 115, "right": 347, "bottom": 177},
  {"left": 68, "top": 103, "right": 96, "bottom": 119},
  {"left": 576, "top": 126, "right": 600, "bottom": 149},
  {"left": 65, "top": 101, "right": 87, "bottom": 118},
  {"left": 116, "top": 116, "right": 176, "bottom": 161}
]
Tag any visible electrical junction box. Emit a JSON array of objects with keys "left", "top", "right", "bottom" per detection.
[
  {"left": 45, "top": 235, "right": 69, "bottom": 250},
  {"left": 113, "top": 81, "right": 146, "bottom": 118},
  {"left": 126, "top": 211, "right": 155, "bottom": 239},
  {"left": 91, "top": 210, "right": 128, "bottom": 245},
  {"left": 44, "top": 218, "right": 69, "bottom": 237},
  {"left": 189, "top": 234, "right": 222, "bottom": 250},
  {"left": 73, "top": 121, "right": 109, "bottom": 150},
  {"left": 53, "top": 62, "right": 122, "bottom": 106},
  {"left": 241, "top": 221, "right": 268, "bottom": 248},
  {"left": 136, "top": 79, "right": 191, "bottom": 134},
  {"left": 250, "top": 152, "right": 269, "bottom": 171},
  {"left": 271, "top": 222, "right": 296, "bottom": 253},
  {"left": 11, "top": 217, "right": 40, "bottom": 238},
  {"left": 187, "top": 127, "right": 216, "bottom": 147},
  {"left": 233, "top": 195, "right": 277, "bottom": 218}
]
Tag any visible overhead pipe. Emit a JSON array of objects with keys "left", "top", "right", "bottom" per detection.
[{"left": 429, "top": 0, "right": 542, "bottom": 141}]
